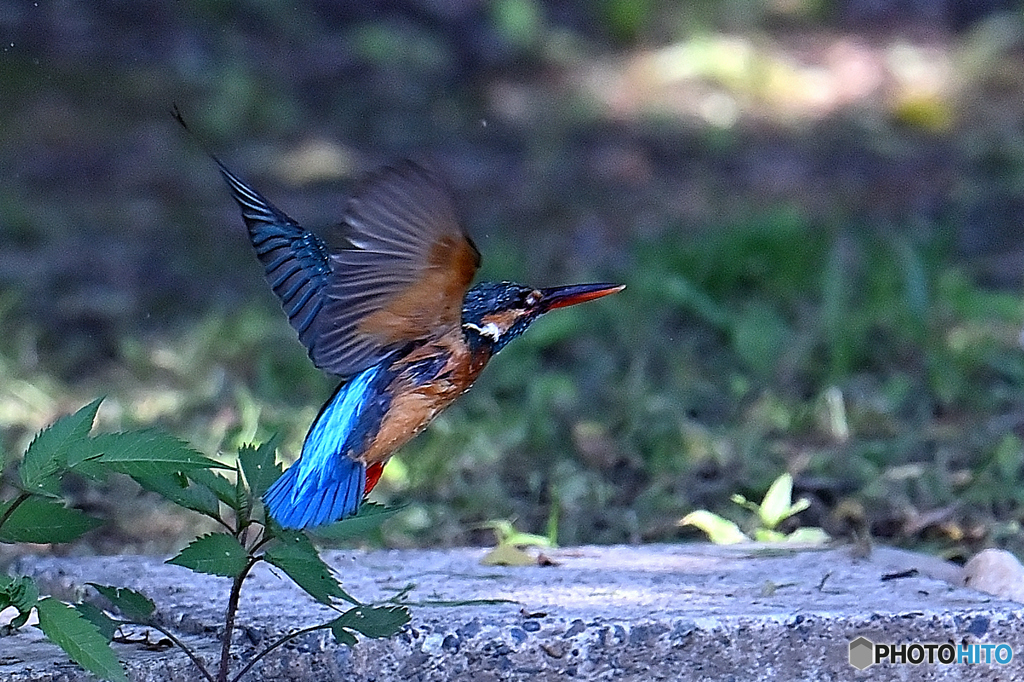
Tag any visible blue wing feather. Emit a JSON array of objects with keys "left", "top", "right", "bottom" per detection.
[
  {"left": 216, "top": 158, "right": 478, "bottom": 380},
  {"left": 215, "top": 162, "right": 334, "bottom": 365},
  {"left": 263, "top": 363, "right": 394, "bottom": 529}
]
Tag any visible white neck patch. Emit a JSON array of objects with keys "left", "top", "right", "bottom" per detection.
[{"left": 463, "top": 321, "right": 502, "bottom": 342}]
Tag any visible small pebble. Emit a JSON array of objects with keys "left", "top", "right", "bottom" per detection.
[{"left": 962, "top": 549, "right": 1024, "bottom": 603}]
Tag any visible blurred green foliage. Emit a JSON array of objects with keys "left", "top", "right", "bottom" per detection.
[
  {"left": 3, "top": 0, "right": 1024, "bottom": 561},
  {"left": 7, "top": 199, "right": 1021, "bottom": 555}
]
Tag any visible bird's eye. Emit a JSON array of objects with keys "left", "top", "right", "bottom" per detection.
[{"left": 525, "top": 290, "right": 541, "bottom": 307}]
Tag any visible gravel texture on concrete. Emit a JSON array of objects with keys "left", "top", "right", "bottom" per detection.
[{"left": 4, "top": 543, "right": 1023, "bottom": 681}]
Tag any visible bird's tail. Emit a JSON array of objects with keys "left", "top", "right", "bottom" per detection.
[
  {"left": 263, "top": 367, "right": 384, "bottom": 529},
  {"left": 263, "top": 453, "right": 365, "bottom": 530}
]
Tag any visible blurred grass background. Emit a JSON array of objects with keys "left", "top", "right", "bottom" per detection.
[{"left": 3, "top": 0, "right": 1024, "bottom": 559}]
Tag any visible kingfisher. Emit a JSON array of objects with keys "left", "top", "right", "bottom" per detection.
[{"left": 205, "top": 148, "right": 622, "bottom": 529}]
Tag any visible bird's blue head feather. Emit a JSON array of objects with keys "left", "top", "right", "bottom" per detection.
[
  {"left": 461, "top": 280, "right": 624, "bottom": 353},
  {"left": 460, "top": 281, "right": 542, "bottom": 353}
]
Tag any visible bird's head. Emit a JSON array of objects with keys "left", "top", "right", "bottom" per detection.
[{"left": 461, "top": 281, "right": 624, "bottom": 353}]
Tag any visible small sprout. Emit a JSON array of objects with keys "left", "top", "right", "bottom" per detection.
[
  {"left": 678, "top": 510, "right": 747, "bottom": 545},
  {"left": 480, "top": 518, "right": 554, "bottom": 566},
  {"left": 681, "top": 473, "right": 829, "bottom": 545}
]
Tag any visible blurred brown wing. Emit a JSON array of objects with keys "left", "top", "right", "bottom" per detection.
[{"left": 313, "top": 161, "right": 480, "bottom": 376}]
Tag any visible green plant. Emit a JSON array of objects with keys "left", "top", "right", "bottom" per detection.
[
  {"left": 1, "top": 400, "right": 409, "bottom": 682},
  {"left": 680, "top": 472, "right": 829, "bottom": 544}
]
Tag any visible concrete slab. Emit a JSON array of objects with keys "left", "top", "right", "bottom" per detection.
[{"left": 3, "top": 543, "right": 1023, "bottom": 681}]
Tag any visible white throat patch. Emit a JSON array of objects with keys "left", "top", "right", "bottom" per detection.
[{"left": 463, "top": 321, "right": 502, "bottom": 342}]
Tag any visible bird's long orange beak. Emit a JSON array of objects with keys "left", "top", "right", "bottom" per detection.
[{"left": 538, "top": 283, "right": 625, "bottom": 311}]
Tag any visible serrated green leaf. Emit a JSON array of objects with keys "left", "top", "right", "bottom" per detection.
[
  {"left": 74, "top": 602, "right": 119, "bottom": 641},
  {"left": 264, "top": 533, "right": 351, "bottom": 605},
  {"left": 88, "top": 584, "right": 155, "bottom": 622},
  {"left": 16, "top": 477, "right": 61, "bottom": 499},
  {"left": 759, "top": 473, "right": 794, "bottom": 530},
  {"left": 330, "top": 624, "right": 358, "bottom": 646},
  {"left": 233, "top": 460, "right": 251, "bottom": 522},
  {"left": 69, "top": 457, "right": 111, "bottom": 482},
  {"left": 0, "top": 574, "right": 34, "bottom": 629},
  {"left": 132, "top": 472, "right": 221, "bottom": 519},
  {"left": 679, "top": 510, "right": 748, "bottom": 545},
  {"left": 331, "top": 605, "right": 410, "bottom": 639},
  {"left": 0, "top": 575, "right": 39, "bottom": 613},
  {"left": 188, "top": 468, "right": 237, "bottom": 507},
  {"left": 20, "top": 399, "right": 102, "bottom": 495},
  {"left": 0, "top": 498, "right": 103, "bottom": 543},
  {"left": 36, "top": 596, "right": 128, "bottom": 682},
  {"left": 91, "top": 430, "right": 228, "bottom": 479},
  {"left": 239, "top": 436, "right": 281, "bottom": 499},
  {"left": 167, "top": 533, "right": 249, "bottom": 578},
  {"left": 308, "top": 502, "right": 402, "bottom": 542},
  {"left": 0, "top": 498, "right": 15, "bottom": 530}
]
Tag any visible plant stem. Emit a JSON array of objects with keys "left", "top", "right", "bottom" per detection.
[
  {"left": 0, "top": 492, "right": 30, "bottom": 532},
  {"left": 117, "top": 620, "right": 218, "bottom": 682},
  {"left": 216, "top": 557, "right": 260, "bottom": 682},
  {"left": 228, "top": 623, "right": 332, "bottom": 682}
]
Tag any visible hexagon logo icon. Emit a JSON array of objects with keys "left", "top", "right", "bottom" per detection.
[{"left": 849, "top": 636, "right": 874, "bottom": 670}]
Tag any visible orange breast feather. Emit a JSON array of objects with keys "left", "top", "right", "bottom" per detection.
[{"left": 360, "top": 333, "right": 488, "bottom": 465}]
